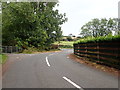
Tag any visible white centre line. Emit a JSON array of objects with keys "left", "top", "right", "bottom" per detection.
[
  {"left": 63, "top": 76, "right": 83, "bottom": 89},
  {"left": 46, "top": 57, "right": 50, "bottom": 67}
]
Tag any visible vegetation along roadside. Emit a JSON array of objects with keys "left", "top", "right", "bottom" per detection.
[{"left": 0, "top": 54, "right": 8, "bottom": 64}]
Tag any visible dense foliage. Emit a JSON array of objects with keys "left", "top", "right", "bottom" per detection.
[
  {"left": 2, "top": 2, "right": 67, "bottom": 50},
  {"left": 74, "top": 35, "right": 120, "bottom": 44},
  {"left": 80, "top": 18, "right": 119, "bottom": 38}
]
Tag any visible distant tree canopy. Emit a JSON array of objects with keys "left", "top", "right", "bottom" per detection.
[
  {"left": 2, "top": 2, "right": 67, "bottom": 49},
  {"left": 80, "top": 18, "right": 119, "bottom": 38}
]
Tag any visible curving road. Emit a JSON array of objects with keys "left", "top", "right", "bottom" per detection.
[{"left": 2, "top": 49, "right": 118, "bottom": 89}]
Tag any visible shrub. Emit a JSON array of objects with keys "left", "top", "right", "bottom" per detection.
[{"left": 74, "top": 35, "right": 120, "bottom": 44}]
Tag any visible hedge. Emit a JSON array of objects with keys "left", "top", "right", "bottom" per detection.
[{"left": 74, "top": 35, "right": 120, "bottom": 44}]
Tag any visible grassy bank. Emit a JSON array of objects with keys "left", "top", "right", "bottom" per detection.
[
  {"left": 54, "top": 41, "right": 74, "bottom": 46},
  {"left": 0, "top": 54, "right": 8, "bottom": 64},
  {"left": 54, "top": 41, "right": 74, "bottom": 48}
]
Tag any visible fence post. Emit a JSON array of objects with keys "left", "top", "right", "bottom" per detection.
[
  {"left": 76, "top": 44, "right": 78, "bottom": 55},
  {"left": 10, "top": 46, "right": 12, "bottom": 53},
  {"left": 78, "top": 44, "right": 80, "bottom": 56},
  {"left": 16, "top": 47, "right": 18, "bottom": 52},
  {"left": 73, "top": 44, "right": 75, "bottom": 54},
  {"left": 97, "top": 43, "right": 99, "bottom": 62},
  {"left": 5, "top": 46, "right": 7, "bottom": 53},
  {"left": 86, "top": 43, "right": 87, "bottom": 57}
]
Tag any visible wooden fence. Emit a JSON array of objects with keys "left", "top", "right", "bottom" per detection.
[{"left": 73, "top": 40, "right": 120, "bottom": 69}]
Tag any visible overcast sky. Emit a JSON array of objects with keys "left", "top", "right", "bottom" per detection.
[{"left": 55, "top": 0, "right": 119, "bottom": 36}]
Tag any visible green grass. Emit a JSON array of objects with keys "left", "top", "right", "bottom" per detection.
[
  {"left": 54, "top": 41, "right": 74, "bottom": 46},
  {"left": 0, "top": 54, "right": 8, "bottom": 64},
  {"left": 53, "top": 41, "right": 75, "bottom": 48}
]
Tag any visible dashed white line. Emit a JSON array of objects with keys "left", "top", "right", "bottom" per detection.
[
  {"left": 46, "top": 57, "right": 50, "bottom": 67},
  {"left": 63, "top": 76, "right": 83, "bottom": 89}
]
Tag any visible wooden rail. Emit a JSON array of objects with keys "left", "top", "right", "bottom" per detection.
[{"left": 74, "top": 41, "right": 120, "bottom": 69}]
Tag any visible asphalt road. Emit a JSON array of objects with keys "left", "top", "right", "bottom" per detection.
[{"left": 2, "top": 49, "right": 118, "bottom": 89}]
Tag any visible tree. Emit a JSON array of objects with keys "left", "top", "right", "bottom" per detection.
[
  {"left": 111, "top": 18, "right": 119, "bottom": 35},
  {"left": 67, "top": 36, "right": 73, "bottom": 41},
  {"left": 80, "top": 18, "right": 118, "bottom": 38},
  {"left": 2, "top": 2, "right": 67, "bottom": 49},
  {"left": 0, "top": 12, "right": 1, "bottom": 48}
]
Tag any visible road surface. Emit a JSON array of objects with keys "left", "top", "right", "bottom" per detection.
[{"left": 2, "top": 49, "right": 118, "bottom": 89}]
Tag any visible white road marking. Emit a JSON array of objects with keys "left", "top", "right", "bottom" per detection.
[
  {"left": 16, "top": 57, "right": 19, "bottom": 59},
  {"left": 46, "top": 57, "right": 50, "bottom": 67},
  {"left": 67, "top": 57, "right": 69, "bottom": 59},
  {"left": 63, "top": 76, "right": 83, "bottom": 89}
]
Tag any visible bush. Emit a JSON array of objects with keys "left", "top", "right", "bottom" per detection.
[
  {"left": 22, "top": 47, "right": 40, "bottom": 54},
  {"left": 74, "top": 35, "right": 120, "bottom": 44},
  {"left": 59, "top": 45, "right": 73, "bottom": 48},
  {"left": 67, "top": 37, "right": 73, "bottom": 41}
]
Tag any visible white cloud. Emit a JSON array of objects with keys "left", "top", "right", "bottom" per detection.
[{"left": 55, "top": 0, "right": 119, "bottom": 36}]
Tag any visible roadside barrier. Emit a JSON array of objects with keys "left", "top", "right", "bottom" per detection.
[
  {"left": 1, "top": 46, "right": 23, "bottom": 53},
  {"left": 73, "top": 40, "right": 120, "bottom": 69}
]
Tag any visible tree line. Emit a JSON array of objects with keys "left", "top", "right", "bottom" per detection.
[
  {"left": 2, "top": 2, "right": 67, "bottom": 50},
  {"left": 80, "top": 18, "right": 119, "bottom": 38}
]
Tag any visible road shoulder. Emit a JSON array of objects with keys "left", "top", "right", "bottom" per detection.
[{"left": 69, "top": 53, "right": 120, "bottom": 77}]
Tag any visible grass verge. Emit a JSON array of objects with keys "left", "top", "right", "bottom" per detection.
[{"left": 0, "top": 54, "right": 8, "bottom": 64}]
